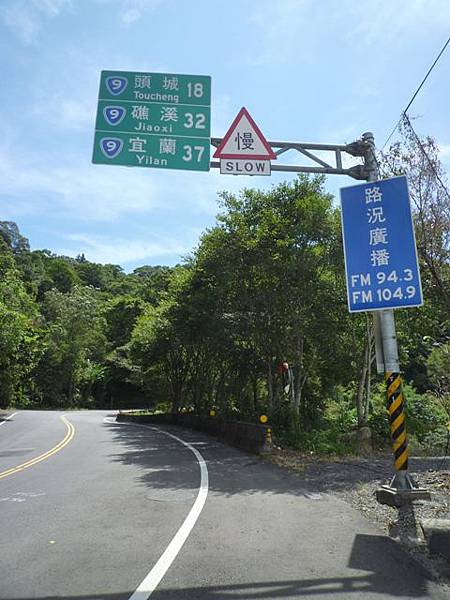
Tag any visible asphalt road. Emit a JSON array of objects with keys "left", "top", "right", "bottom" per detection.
[{"left": 0, "top": 410, "right": 447, "bottom": 600}]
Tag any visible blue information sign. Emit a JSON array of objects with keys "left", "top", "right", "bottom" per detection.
[{"left": 340, "top": 176, "right": 423, "bottom": 313}]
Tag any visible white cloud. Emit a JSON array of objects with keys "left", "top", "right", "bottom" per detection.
[
  {"left": 1, "top": 2, "right": 40, "bottom": 43},
  {"left": 27, "top": 43, "right": 169, "bottom": 133},
  {"left": 0, "top": 131, "right": 248, "bottom": 227},
  {"left": 58, "top": 231, "right": 198, "bottom": 264},
  {"left": 244, "top": 0, "right": 450, "bottom": 70},
  {"left": 438, "top": 143, "right": 450, "bottom": 158},
  {"left": 344, "top": 0, "right": 450, "bottom": 46},
  {"left": 117, "top": 0, "right": 165, "bottom": 26},
  {"left": 121, "top": 8, "right": 140, "bottom": 24},
  {"left": 32, "top": 94, "right": 94, "bottom": 131},
  {"left": 244, "top": 0, "right": 312, "bottom": 67},
  {"left": 1, "top": 0, "right": 165, "bottom": 43},
  {"left": 437, "top": 142, "right": 450, "bottom": 172},
  {"left": 0, "top": 144, "right": 165, "bottom": 222},
  {"left": 32, "top": 0, "right": 71, "bottom": 17},
  {"left": 1, "top": 0, "right": 72, "bottom": 43}
]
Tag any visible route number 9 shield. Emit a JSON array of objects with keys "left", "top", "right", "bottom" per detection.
[
  {"left": 103, "top": 106, "right": 126, "bottom": 126},
  {"left": 105, "top": 76, "right": 128, "bottom": 96},
  {"left": 100, "top": 138, "right": 123, "bottom": 159}
]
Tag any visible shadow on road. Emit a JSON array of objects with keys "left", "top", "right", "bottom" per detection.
[
  {"left": 7, "top": 534, "right": 437, "bottom": 599},
  {"left": 104, "top": 419, "right": 323, "bottom": 499},
  {"left": 6, "top": 575, "right": 429, "bottom": 600},
  {"left": 103, "top": 418, "right": 450, "bottom": 499}
]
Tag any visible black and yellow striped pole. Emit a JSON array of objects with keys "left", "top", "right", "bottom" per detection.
[
  {"left": 376, "top": 310, "right": 414, "bottom": 493},
  {"left": 375, "top": 311, "right": 430, "bottom": 502},
  {"left": 386, "top": 372, "right": 408, "bottom": 473},
  {"left": 378, "top": 364, "right": 430, "bottom": 503},
  {"left": 362, "top": 133, "right": 429, "bottom": 505}
]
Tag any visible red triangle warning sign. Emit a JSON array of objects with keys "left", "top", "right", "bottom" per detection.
[{"left": 213, "top": 107, "right": 276, "bottom": 160}]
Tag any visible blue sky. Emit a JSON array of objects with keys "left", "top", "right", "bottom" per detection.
[{"left": 1, "top": 0, "right": 449, "bottom": 271}]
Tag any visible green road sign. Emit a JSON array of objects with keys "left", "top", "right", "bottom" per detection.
[
  {"left": 92, "top": 131, "right": 210, "bottom": 171},
  {"left": 95, "top": 100, "right": 210, "bottom": 138},
  {"left": 92, "top": 70, "right": 211, "bottom": 171}
]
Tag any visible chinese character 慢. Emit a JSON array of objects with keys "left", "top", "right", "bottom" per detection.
[
  {"left": 369, "top": 227, "right": 388, "bottom": 245},
  {"left": 135, "top": 75, "right": 151, "bottom": 89},
  {"left": 235, "top": 132, "right": 254, "bottom": 150},
  {"left": 162, "top": 76, "right": 179, "bottom": 91},
  {"left": 365, "top": 186, "right": 383, "bottom": 203},
  {"left": 371, "top": 249, "right": 390, "bottom": 267},
  {"left": 131, "top": 105, "right": 149, "bottom": 120},
  {"left": 367, "top": 206, "right": 386, "bottom": 224},
  {"left": 160, "top": 106, "right": 178, "bottom": 122},
  {"left": 129, "top": 137, "right": 147, "bottom": 152},
  {"left": 159, "top": 138, "right": 176, "bottom": 155}
]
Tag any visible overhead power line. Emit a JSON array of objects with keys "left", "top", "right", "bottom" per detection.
[
  {"left": 402, "top": 114, "right": 450, "bottom": 203},
  {"left": 382, "top": 36, "right": 450, "bottom": 150}
]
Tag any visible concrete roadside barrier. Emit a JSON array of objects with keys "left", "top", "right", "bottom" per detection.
[
  {"left": 420, "top": 519, "right": 450, "bottom": 561},
  {"left": 116, "top": 412, "right": 273, "bottom": 455}
]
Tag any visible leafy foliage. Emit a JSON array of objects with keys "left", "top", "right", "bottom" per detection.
[{"left": 1, "top": 155, "right": 449, "bottom": 457}]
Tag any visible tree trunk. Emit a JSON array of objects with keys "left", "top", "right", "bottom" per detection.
[
  {"left": 252, "top": 374, "right": 259, "bottom": 414},
  {"left": 356, "top": 347, "right": 369, "bottom": 427},
  {"left": 356, "top": 316, "right": 373, "bottom": 427},
  {"left": 293, "top": 336, "right": 305, "bottom": 414},
  {"left": 267, "top": 358, "right": 274, "bottom": 409},
  {"left": 289, "top": 367, "right": 295, "bottom": 406},
  {"left": 363, "top": 317, "right": 374, "bottom": 423},
  {"left": 68, "top": 377, "right": 75, "bottom": 405}
]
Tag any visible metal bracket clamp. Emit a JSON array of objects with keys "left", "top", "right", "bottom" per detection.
[{"left": 343, "top": 140, "right": 368, "bottom": 157}]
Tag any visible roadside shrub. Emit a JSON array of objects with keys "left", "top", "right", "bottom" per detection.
[
  {"left": 368, "top": 411, "right": 390, "bottom": 446},
  {"left": 420, "top": 426, "right": 450, "bottom": 455},
  {"left": 404, "top": 385, "right": 447, "bottom": 444},
  {"left": 370, "top": 381, "right": 447, "bottom": 451},
  {"left": 325, "top": 385, "right": 358, "bottom": 431},
  {"left": 272, "top": 404, "right": 353, "bottom": 455}
]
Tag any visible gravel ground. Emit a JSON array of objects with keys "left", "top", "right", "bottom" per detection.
[{"left": 267, "top": 448, "right": 450, "bottom": 585}]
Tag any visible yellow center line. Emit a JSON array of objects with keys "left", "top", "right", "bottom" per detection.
[{"left": 0, "top": 416, "right": 75, "bottom": 480}]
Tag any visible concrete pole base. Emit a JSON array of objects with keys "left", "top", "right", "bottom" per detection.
[{"left": 376, "top": 471, "right": 431, "bottom": 507}]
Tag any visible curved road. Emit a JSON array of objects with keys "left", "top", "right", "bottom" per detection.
[{"left": 0, "top": 410, "right": 447, "bottom": 600}]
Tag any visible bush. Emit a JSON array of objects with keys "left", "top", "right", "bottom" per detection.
[
  {"left": 271, "top": 402, "right": 354, "bottom": 455},
  {"left": 420, "top": 426, "right": 450, "bottom": 455},
  {"left": 302, "top": 429, "right": 353, "bottom": 455},
  {"left": 368, "top": 411, "right": 390, "bottom": 446},
  {"left": 325, "top": 385, "right": 358, "bottom": 431},
  {"left": 370, "top": 381, "right": 447, "bottom": 451},
  {"left": 403, "top": 385, "right": 447, "bottom": 443}
]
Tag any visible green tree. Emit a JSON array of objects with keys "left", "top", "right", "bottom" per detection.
[
  {"left": 131, "top": 298, "right": 192, "bottom": 412},
  {"left": 130, "top": 176, "right": 351, "bottom": 425},
  {"left": 0, "top": 241, "right": 41, "bottom": 407},
  {"left": 0, "top": 221, "right": 30, "bottom": 255},
  {"left": 104, "top": 295, "right": 145, "bottom": 348},
  {"left": 35, "top": 286, "right": 107, "bottom": 405},
  {"left": 210, "top": 176, "right": 347, "bottom": 420},
  {"left": 380, "top": 121, "right": 450, "bottom": 392}
]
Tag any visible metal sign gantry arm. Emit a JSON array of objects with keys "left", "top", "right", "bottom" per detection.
[{"left": 210, "top": 136, "right": 370, "bottom": 180}]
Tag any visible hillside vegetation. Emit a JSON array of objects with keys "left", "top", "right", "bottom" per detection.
[{"left": 1, "top": 129, "right": 449, "bottom": 455}]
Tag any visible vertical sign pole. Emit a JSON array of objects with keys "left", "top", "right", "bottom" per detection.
[{"left": 362, "top": 132, "right": 410, "bottom": 491}]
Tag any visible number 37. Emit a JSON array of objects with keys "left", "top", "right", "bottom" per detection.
[{"left": 182, "top": 145, "right": 205, "bottom": 162}]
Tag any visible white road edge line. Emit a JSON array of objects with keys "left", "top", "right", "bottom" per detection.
[
  {"left": 0, "top": 412, "right": 18, "bottom": 427},
  {"left": 111, "top": 419, "right": 209, "bottom": 600}
]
